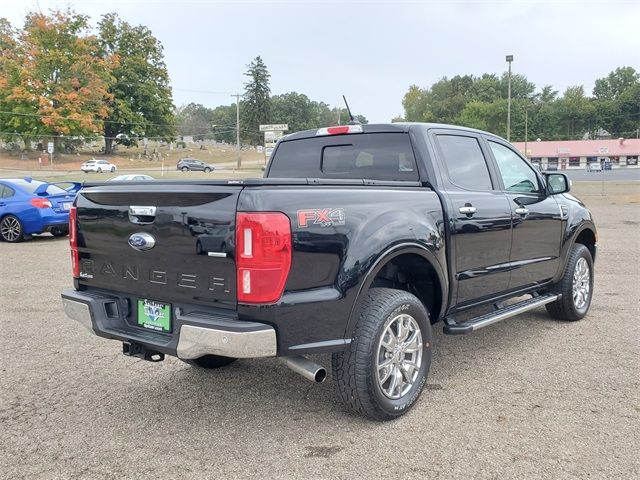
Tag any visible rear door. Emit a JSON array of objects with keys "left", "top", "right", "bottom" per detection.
[
  {"left": 431, "top": 130, "right": 513, "bottom": 305},
  {"left": 75, "top": 183, "right": 242, "bottom": 309},
  {"left": 484, "top": 138, "right": 562, "bottom": 288}
]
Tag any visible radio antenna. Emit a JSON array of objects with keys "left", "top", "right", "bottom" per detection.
[{"left": 342, "top": 95, "right": 359, "bottom": 124}]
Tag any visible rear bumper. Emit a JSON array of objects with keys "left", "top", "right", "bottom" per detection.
[{"left": 61, "top": 289, "right": 277, "bottom": 359}]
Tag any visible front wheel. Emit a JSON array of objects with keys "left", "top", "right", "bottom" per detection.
[
  {"left": 110, "top": 167, "right": 115, "bottom": 173},
  {"left": 204, "top": 167, "right": 211, "bottom": 173},
  {"left": 332, "top": 288, "right": 432, "bottom": 421},
  {"left": 181, "top": 166, "right": 188, "bottom": 172},
  {"left": 0, "top": 215, "right": 24, "bottom": 242},
  {"left": 546, "top": 244, "right": 594, "bottom": 321},
  {"left": 183, "top": 355, "right": 237, "bottom": 369},
  {"left": 97, "top": 168, "right": 102, "bottom": 173}
]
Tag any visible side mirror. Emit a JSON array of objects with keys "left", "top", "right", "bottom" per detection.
[{"left": 545, "top": 173, "right": 570, "bottom": 194}]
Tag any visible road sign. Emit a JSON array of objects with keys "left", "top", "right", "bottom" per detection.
[
  {"left": 264, "top": 130, "right": 284, "bottom": 147},
  {"left": 259, "top": 124, "right": 288, "bottom": 132},
  {"left": 47, "top": 142, "right": 54, "bottom": 154}
]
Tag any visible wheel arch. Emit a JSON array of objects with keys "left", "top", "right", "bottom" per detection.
[
  {"left": 344, "top": 243, "right": 448, "bottom": 339},
  {"left": 573, "top": 225, "right": 597, "bottom": 262}
]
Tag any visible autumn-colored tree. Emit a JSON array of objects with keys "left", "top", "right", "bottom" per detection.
[
  {"left": 5, "top": 10, "right": 115, "bottom": 153},
  {"left": 0, "top": 18, "right": 40, "bottom": 149}
]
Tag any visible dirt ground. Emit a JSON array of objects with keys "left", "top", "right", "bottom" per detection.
[{"left": 0, "top": 181, "right": 638, "bottom": 479}]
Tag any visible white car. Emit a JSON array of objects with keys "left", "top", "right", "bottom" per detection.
[
  {"left": 81, "top": 159, "right": 117, "bottom": 173},
  {"left": 586, "top": 162, "right": 602, "bottom": 172},
  {"left": 108, "top": 174, "right": 154, "bottom": 181}
]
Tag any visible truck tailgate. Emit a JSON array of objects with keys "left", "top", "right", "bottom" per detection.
[{"left": 75, "top": 184, "right": 240, "bottom": 309}]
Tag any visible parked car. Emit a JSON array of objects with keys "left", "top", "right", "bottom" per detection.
[
  {"left": 0, "top": 178, "right": 79, "bottom": 242},
  {"left": 177, "top": 158, "right": 215, "bottom": 172},
  {"left": 62, "top": 123, "right": 596, "bottom": 420},
  {"left": 81, "top": 159, "right": 117, "bottom": 173},
  {"left": 108, "top": 174, "right": 155, "bottom": 182},
  {"left": 586, "top": 162, "right": 602, "bottom": 172}
]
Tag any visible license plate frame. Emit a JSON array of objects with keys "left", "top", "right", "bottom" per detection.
[{"left": 137, "top": 299, "right": 172, "bottom": 333}]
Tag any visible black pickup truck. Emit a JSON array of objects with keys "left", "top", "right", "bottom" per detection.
[{"left": 61, "top": 123, "right": 597, "bottom": 420}]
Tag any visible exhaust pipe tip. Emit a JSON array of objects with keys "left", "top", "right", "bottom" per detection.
[{"left": 282, "top": 355, "right": 327, "bottom": 383}]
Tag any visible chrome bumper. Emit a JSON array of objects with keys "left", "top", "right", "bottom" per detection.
[
  {"left": 62, "top": 298, "right": 95, "bottom": 333},
  {"left": 176, "top": 325, "right": 276, "bottom": 359},
  {"left": 61, "top": 291, "right": 277, "bottom": 359}
]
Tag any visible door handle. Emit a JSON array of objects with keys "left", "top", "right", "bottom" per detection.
[
  {"left": 458, "top": 206, "right": 477, "bottom": 215},
  {"left": 515, "top": 207, "right": 529, "bottom": 215}
]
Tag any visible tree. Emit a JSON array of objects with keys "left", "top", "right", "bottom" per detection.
[
  {"left": 175, "top": 103, "right": 214, "bottom": 141},
  {"left": 0, "top": 18, "right": 37, "bottom": 149},
  {"left": 593, "top": 67, "right": 640, "bottom": 138},
  {"left": 1, "top": 10, "right": 114, "bottom": 153},
  {"left": 241, "top": 56, "right": 271, "bottom": 144},
  {"left": 98, "top": 13, "right": 175, "bottom": 154},
  {"left": 270, "top": 92, "right": 316, "bottom": 132}
]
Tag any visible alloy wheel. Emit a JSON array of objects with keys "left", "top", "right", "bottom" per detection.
[{"left": 376, "top": 313, "right": 423, "bottom": 400}]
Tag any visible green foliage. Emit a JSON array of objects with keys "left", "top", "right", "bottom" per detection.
[
  {"left": 241, "top": 56, "right": 271, "bottom": 144},
  {"left": 175, "top": 102, "right": 214, "bottom": 141},
  {"left": 402, "top": 67, "right": 640, "bottom": 141},
  {"left": 98, "top": 13, "right": 175, "bottom": 153}
]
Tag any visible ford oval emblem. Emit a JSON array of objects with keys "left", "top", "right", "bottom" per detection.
[{"left": 128, "top": 232, "right": 156, "bottom": 251}]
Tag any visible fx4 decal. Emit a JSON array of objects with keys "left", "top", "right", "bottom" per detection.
[{"left": 297, "top": 208, "right": 346, "bottom": 228}]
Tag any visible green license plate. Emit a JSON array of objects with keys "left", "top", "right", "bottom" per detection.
[{"left": 137, "top": 299, "right": 172, "bottom": 332}]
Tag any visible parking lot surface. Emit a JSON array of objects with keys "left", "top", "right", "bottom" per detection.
[{"left": 1, "top": 182, "right": 638, "bottom": 479}]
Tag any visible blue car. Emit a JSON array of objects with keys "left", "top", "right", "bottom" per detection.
[{"left": 0, "top": 178, "right": 81, "bottom": 242}]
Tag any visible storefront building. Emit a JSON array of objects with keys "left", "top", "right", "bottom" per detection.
[{"left": 512, "top": 138, "right": 640, "bottom": 170}]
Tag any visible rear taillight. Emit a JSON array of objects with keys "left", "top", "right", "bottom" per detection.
[
  {"left": 69, "top": 206, "right": 79, "bottom": 278},
  {"left": 236, "top": 212, "right": 291, "bottom": 304},
  {"left": 30, "top": 198, "right": 52, "bottom": 208},
  {"left": 316, "top": 125, "right": 363, "bottom": 136}
]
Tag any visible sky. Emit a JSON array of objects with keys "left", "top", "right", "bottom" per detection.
[{"left": 2, "top": 0, "right": 639, "bottom": 123}]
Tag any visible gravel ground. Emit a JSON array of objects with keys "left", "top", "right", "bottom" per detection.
[{"left": 1, "top": 182, "right": 638, "bottom": 479}]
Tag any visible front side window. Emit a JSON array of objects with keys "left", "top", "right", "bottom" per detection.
[
  {"left": 489, "top": 141, "right": 540, "bottom": 193},
  {"left": 436, "top": 135, "right": 493, "bottom": 190}
]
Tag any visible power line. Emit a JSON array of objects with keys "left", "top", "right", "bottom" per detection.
[{"left": 0, "top": 110, "right": 240, "bottom": 131}]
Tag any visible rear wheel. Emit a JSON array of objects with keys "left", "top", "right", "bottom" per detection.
[
  {"left": 332, "top": 288, "right": 432, "bottom": 420},
  {"left": 0, "top": 215, "right": 24, "bottom": 242},
  {"left": 546, "top": 244, "right": 594, "bottom": 321},
  {"left": 183, "top": 355, "right": 237, "bottom": 369}
]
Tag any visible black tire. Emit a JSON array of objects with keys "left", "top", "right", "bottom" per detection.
[
  {"left": 97, "top": 168, "right": 102, "bottom": 173},
  {"left": 546, "top": 244, "right": 594, "bottom": 321},
  {"left": 181, "top": 166, "right": 189, "bottom": 172},
  {"left": 0, "top": 215, "right": 24, "bottom": 242},
  {"left": 183, "top": 355, "right": 237, "bottom": 369},
  {"left": 50, "top": 227, "right": 69, "bottom": 237},
  {"left": 332, "top": 288, "right": 432, "bottom": 421},
  {"left": 110, "top": 167, "right": 115, "bottom": 173},
  {"left": 204, "top": 167, "right": 211, "bottom": 173}
]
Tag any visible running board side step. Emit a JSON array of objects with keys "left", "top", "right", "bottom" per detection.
[{"left": 443, "top": 293, "right": 560, "bottom": 335}]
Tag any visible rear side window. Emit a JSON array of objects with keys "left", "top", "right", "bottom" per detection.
[
  {"left": 2, "top": 186, "right": 15, "bottom": 197},
  {"left": 269, "top": 133, "right": 419, "bottom": 180},
  {"left": 436, "top": 135, "right": 493, "bottom": 190}
]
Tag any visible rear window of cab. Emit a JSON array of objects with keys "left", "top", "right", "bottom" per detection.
[{"left": 268, "top": 133, "right": 419, "bottom": 181}]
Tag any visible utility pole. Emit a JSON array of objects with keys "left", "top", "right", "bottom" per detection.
[
  {"left": 524, "top": 109, "right": 528, "bottom": 158},
  {"left": 506, "top": 54, "right": 513, "bottom": 142},
  {"left": 231, "top": 93, "right": 241, "bottom": 168}
]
